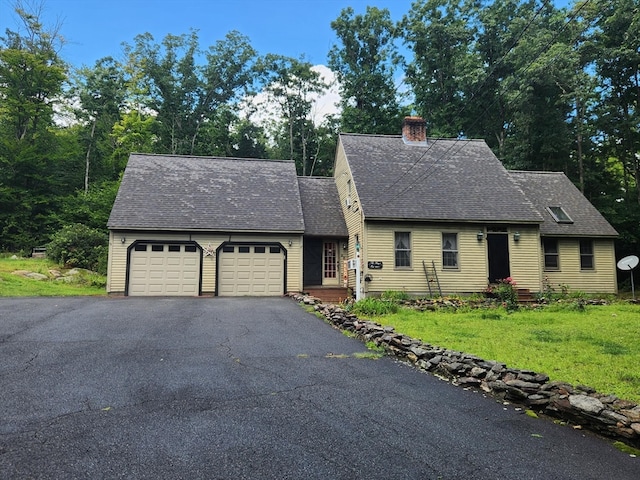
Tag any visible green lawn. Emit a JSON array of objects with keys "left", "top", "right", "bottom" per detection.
[
  {"left": 374, "top": 303, "right": 640, "bottom": 403},
  {"left": 0, "top": 256, "right": 106, "bottom": 296}
]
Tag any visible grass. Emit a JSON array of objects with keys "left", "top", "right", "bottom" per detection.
[
  {"left": 0, "top": 255, "right": 106, "bottom": 296},
  {"left": 372, "top": 302, "right": 640, "bottom": 403}
]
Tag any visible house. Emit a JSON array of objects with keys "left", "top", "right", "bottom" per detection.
[
  {"left": 106, "top": 117, "right": 618, "bottom": 297},
  {"left": 334, "top": 117, "right": 618, "bottom": 297}
]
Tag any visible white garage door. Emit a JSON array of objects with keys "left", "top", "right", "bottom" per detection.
[
  {"left": 218, "top": 244, "right": 284, "bottom": 296},
  {"left": 128, "top": 243, "right": 201, "bottom": 296}
]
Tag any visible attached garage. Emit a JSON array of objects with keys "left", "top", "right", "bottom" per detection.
[
  {"left": 107, "top": 155, "right": 305, "bottom": 297},
  {"left": 127, "top": 242, "right": 202, "bottom": 296},
  {"left": 217, "top": 243, "right": 285, "bottom": 296}
]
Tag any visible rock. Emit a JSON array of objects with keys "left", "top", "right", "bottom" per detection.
[
  {"left": 505, "top": 379, "right": 541, "bottom": 392},
  {"left": 600, "top": 410, "right": 630, "bottom": 426},
  {"left": 630, "top": 423, "right": 640, "bottom": 435},
  {"left": 18, "top": 272, "right": 49, "bottom": 280},
  {"left": 409, "top": 346, "right": 430, "bottom": 358},
  {"left": 621, "top": 407, "right": 640, "bottom": 423},
  {"left": 526, "top": 394, "right": 549, "bottom": 407},
  {"left": 457, "top": 377, "right": 482, "bottom": 387},
  {"left": 569, "top": 395, "right": 604, "bottom": 415},
  {"left": 505, "top": 386, "right": 528, "bottom": 401}
]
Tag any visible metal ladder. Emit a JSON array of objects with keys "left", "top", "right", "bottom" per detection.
[{"left": 422, "top": 260, "right": 442, "bottom": 297}]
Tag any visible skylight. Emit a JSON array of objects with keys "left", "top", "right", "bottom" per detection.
[{"left": 546, "top": 206, "right": 573, "bottom": 224}]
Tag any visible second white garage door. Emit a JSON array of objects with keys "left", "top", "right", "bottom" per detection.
[{"left": 218, "top": 244, "right": 285, "bottom": 296}]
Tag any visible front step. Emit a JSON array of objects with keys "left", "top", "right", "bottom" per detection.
[
  {"left": 517, "top": 288, "right": 536, "bottom": 303},
  {"left": 302, "top": 287, "right": 350, "bottom": 304}
]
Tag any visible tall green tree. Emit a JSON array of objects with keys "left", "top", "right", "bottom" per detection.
[
  {"left": 0, "top": 4, "right": 69, "bottom": 250},
  {"left": 586, "top": 0, "right": 640, "bottom": 205},
  {"left": 401, "top": 0, "right": 477, "bottom": 137},
  {"left": 73, "top": 56, "right": 127, "bottom": 191},
  {"left": 328, "top": 6, "right": 404, "bottom": 134},
  {"left": 258, "top": 54, "right": 327, "bottom": 175},
  {"left": 124, "top": 30, "right": 257, "bottom": 156}
]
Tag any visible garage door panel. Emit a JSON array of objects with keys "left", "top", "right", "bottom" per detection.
[
  {"left": 128, "top": 243, "right": 201, "bottom": 296},
  {"left": 218, "top": 245, "right": 284, "bottom": 296}
]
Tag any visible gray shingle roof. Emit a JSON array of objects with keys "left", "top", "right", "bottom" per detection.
[
  {"left": 340, "top": 134, "right": 543, "bottom": 223},
  {"left": 108, "top": 154, "right": 305, "bottom": 232},
  {"left": 298, "top": 177, "right": 348, "bottom": 237},
  {"left": 508, "top": 171, "right": 618, "bottom": 237}
]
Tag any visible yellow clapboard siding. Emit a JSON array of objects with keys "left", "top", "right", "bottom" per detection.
[
  {"left": 334, "top": 142, "right": 365, "bottom": 290},
  {"left": 542, "top": 238, "right": 617, "bottom": 293},
  {"left": 507, "top": 226, "right": 542, "bottom": 291},
  {"left": 363, "top": 223, "right": 492, "bottom": 295}
]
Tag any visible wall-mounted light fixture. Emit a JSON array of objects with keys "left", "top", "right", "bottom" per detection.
[
  {"left": 121, "top": 236, "right": 126, "bottom": 244},
  {"left": 514, "top": 232, "right": 521, "bottom": 242},
  {"left": 343, "top": 242, "right": 348, "bottom": 250},
  {"left": 477, "top": 231, "right": 484, "bottom": 241},
  {"left": 288, "top": 239, "right": 293, "bottom": 247}
]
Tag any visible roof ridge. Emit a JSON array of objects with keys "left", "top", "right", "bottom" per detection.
[
  {"left": 509, "top": 170, "right": 565, "bottom": 175},
  {"left": 129, "top": 152, "right": 295, "bottom": 163}
]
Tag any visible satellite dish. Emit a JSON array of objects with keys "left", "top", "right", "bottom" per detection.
[
  {"left": 617, "top": 255, "right": 638, "bottom": 301},
  {"left": 617, "top": 255, "right": 639, "bottom": 271}
]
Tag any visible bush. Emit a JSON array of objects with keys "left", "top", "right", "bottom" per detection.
[
  {"left": 351, "top": 297, "right": 399, "bottom": 316},
  {"left": 47, "top": 224, "right": 108, "bottom": 274},
  {"left": 381, "top": 290, "right": 410, "bottom": 302}
]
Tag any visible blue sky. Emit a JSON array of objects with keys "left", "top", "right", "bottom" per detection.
[
  {"left": 0, "top": 0, "right": 417, "bottom": 67},
  {"left": 1, "top": 1, "right": 573, "bottom": 69}
]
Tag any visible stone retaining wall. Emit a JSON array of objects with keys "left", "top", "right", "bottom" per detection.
[{"left": 289, "top": 293, "right": 640, "bottom": 448}]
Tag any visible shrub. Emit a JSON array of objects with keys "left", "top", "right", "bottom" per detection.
[
  {"left": 381, "top": 290, "right": 410, "bottom": 302},
  {"left": 493, "top": 277, "right": 518, "bottom": 311},
  {"left": 47, "top": 224, "right": 108, "bottom": 274},
  {"left": 351, "top": 297, "right": 399, "bottom": 316}
]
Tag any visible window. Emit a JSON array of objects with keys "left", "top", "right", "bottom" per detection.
[
  {"left": 543, "top": 238, "right": 559, "bottom": 270},
  {"left": 254, "top": 246, "right": 266, "bottom": 254},
  {"left": 185, "top": 245, "right": 197, "bottom": 253},
  {"left": 222, "top": 246, "right": 234, "bottom": 253},
  {"left": 269, "top": 246, "right": 281, "bottom": 254},
  {"left": 394, "top": 232, "right": 411, "bottom": 268},
  {"left": 580, "top": 240, "right": 594, "bottom": 270},
  {"left": 546, "top": 206, "right": 573, "bottom": 224},
  {"left": 238, "top": 246, "right": 250, "bottom": 253},
  {"left": 168, "top": 245, "right": 180, "bottom": 252},
  {"left": 151, "top": 245, "right": 164, "bottom": 252},
  {"left": 442, "top": 233, "right": 458, "bottom": 269},
  {"left": 134, "top": 244, "right": 147, "bottom": 252}
]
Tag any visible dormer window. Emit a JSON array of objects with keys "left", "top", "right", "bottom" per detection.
[{"left": 546, "top": 206, "right": 573, "bottom": 224}]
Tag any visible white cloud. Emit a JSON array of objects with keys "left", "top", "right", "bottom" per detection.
[{"left": 240, "top": 64, "right": 341, "bottom": 130}]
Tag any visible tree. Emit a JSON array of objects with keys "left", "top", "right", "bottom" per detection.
[
  {"left": 73, "top": 56, "right": 127, "bottom": 191},
  {"left": 258, "top": 54, "right": 327, "bottom": 175},
  {"left": 328, "top": 6, "right": 404, "bottom": 134},
  {"left": 123, "top": 29, "right": 258, "bottom": 156},
  {"left": 401, "top": 0, "right": 476, "bottom": 137},
  {"left": 585, "top": 0, "right": 640, "bottom": 205},
  {"left": 0, "top": 3, "right": 69, "bottom": 251}
]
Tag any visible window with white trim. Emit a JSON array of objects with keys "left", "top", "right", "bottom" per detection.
[
  {"left": 394, "top": 232, "right": 411, "bottom": 268},
  {"left": 442, "top": 233, "right": 458, "bottom": 269}
]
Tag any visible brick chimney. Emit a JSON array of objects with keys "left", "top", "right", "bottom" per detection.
[{"left": 402, "top": 116, "right": 427, "bottom": 144}]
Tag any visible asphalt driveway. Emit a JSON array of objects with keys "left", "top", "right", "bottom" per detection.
[{"left": 0, "top": 296, "right": 638, "bottom": 479}]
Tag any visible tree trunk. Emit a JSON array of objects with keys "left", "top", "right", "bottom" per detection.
[
  {"left": 85, "top": 118, "right": 97, "bottom": 194},
  {"left": 576, "top": 97, "right": 584, "bottom": 194}
]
